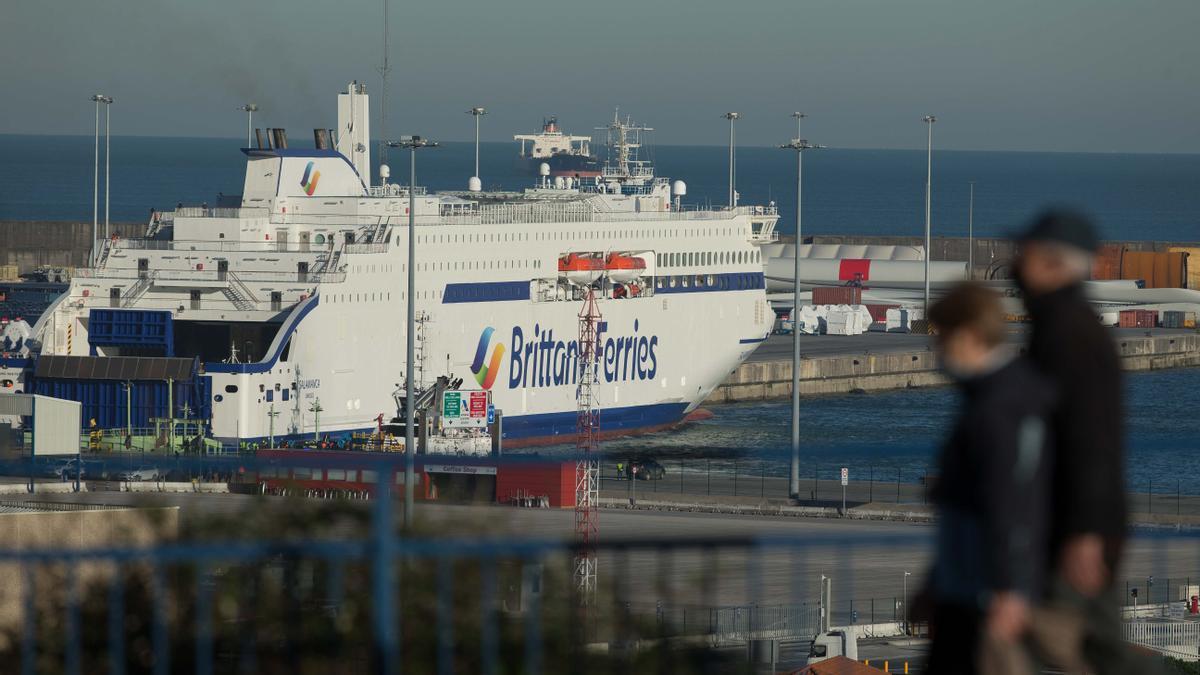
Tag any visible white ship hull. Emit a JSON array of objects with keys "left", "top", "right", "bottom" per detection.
[{"left": 20, "top": 83, "right": 778, "bottom": 449}]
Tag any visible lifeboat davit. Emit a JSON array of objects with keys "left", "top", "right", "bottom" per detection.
[
  {"left": 559, "top": 253, "right": 604, "bottom": 285},
  {"left": 605, "top": 252, "right": 646, "bottom": 283}
]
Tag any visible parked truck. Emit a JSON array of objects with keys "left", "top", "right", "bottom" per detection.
[{"left": 806, "top": 629, "right": 858, "bottom": 664}]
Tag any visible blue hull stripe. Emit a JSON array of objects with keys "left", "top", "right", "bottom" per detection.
[
  {"left": 441, "top": 273, "right": 764, "bottom": 304},
  {"left": 738, "top": 336, "right": 768, "bottom": 344}
]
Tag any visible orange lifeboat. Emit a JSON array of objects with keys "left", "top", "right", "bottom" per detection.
[
  {"left": 605, "top": 252, "right": 646, "bottom": 283},
  {"left": 558, "top": 253, "right": 604, "bottom": 285}
]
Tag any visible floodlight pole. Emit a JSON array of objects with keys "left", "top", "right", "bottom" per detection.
[
  {"left": 389, "top": 136, "right": 439, "bottom": 528},
  {"left": 239, "top": 104, "right": 259, "bottom": 147},
  {"left": 923, "top": 116, "right": 936, "bottom": 317},
  {"left": 780, "top": 116, "right": 823, "bottom": 501},
  {"left": 468, "top": 107, "right": 486, "bottom": 180},
  {"left": 723, "top": 113, "right": 740, "bottom": 208},
  {"left": 104, "top": 97, "right": 112, "bottom": 243},
  {"left": 90, "top": 94, "right": 107, "bottom": 267},
  {"left": 968, "top": 181, "right": 976, "bottom": 280}
]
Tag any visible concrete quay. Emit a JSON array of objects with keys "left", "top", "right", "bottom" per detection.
[{"left": 711, "top": 329, "right": 1200, "bottom": 402}]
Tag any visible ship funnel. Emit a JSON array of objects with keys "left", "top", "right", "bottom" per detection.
[
  {"left": 255, "top": 128, "right": 268, "bottom": 150},
  {"left": 313, "top": 128, "right": 330, "bottom": 150},
  {"left": 270, "top": 128, "right": 289, "bottom": 149}
]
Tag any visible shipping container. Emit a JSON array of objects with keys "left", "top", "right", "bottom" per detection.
[
  {"left": 1162, "top": 311, "right": 1197, "bottom": 329},
  {"left": 495, "top": 461, "right": 576, "bottom": 508},
  {"left": 1118, "top": 309, "right": 1158, "bottom": 329},
  {"left": 811, "top": 286, "right": 862, "bottom": 306},
  {"left": 863, "top": 304, "right": 897, "bottom": 322},
  {"left": 1168, "top": 247, "right": 1200, "bottom": 289},
  {"left": 1121, "top": 251, "right": 1187, "bottom": 289},
  {"left": 1091, "top": 245, "right": 1124, "bottom": 281}
]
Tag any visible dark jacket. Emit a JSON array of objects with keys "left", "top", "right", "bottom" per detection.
[
  {"left": 932, "top": 356, "right": 1056, "bottom": 606},
  {"left": 1025, "top": 283, "right": 1126, "bottom": 564}
]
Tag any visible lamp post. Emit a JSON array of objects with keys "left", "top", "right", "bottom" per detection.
[
  {"left": 467, "top": 107, "right": 486, "bottom": 182},
  {"left": 238, "top": 104, "right": 259, "bottom": 147},
  {"left": 967, "top": 181, "right": 975, "bottom": 280},
  {"left": 388, "top": 135, "right": 439, "bottom": 528},
  {"left": 722, "top": 112, "right": 740, "bottom": 208},
  {"left": 922, "top": 116, "right": 936, "bottom": 317},
  {"left": 102, "top": 96, "right": 113, "bottom": 244},
  {"left": 903, "top": 570, "right": 912, "bottom": 634},
  {"left": 89, "top": 94, "right": 111, "bottom": 267},
  {"left": 780, "top": 114, "right": 823, "bottom": 501}
]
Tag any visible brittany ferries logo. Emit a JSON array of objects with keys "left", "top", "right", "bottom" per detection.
[
  {"left": 300, "top": 161, "right": 321, "bottom": 196},
  {"left": 470, "top": 327, "right": 506, "bottom": 389},
  {"left": 469, "top": 322, "right": 660, "bottom": 391}
]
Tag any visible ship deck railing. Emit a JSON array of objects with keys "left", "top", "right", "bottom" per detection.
[
  {"left": 74, "top": 268, "right": 347, "bottom": 285},
  {"left": 173, "top": 206, "right": 271, "bottom": 219},
  {"left": 157, "top": 201, "right": 778, "bottom": 231},
  {"left": 365, "top": 184, "right": 426, "bottom": 198},
  {"left": 107, "top": 238, "right": 337, "bottom": 255}
]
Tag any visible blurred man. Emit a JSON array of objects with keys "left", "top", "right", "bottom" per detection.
[
  {"left": 1015, "top": 210, "right": 1132, "bottom": 673},
  {"left": 925, "top": 283, "right": 1055, "bottom": 674}
]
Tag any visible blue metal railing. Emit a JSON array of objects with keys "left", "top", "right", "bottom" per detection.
[{"left": 0, "top": 449, "right": 1196, "bottom": 672}]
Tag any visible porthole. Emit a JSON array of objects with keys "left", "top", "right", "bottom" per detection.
[
  {"left": 224, "top": 385, "right": 238, "bottom": 394},
  {"left": 214, "top": 394, "right": 224, "bottom": 402}
]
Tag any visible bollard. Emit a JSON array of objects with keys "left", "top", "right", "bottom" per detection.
[
  {"left": 884, "top": 660, "right": 889, "bottom": 672},
  {"left": 904, "top": 662, "right": 909, "bottom": 674}
]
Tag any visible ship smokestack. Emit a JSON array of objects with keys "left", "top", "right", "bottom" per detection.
[
  {"left": 313, "top": 128, "right": 330, "bottom": 150},
  {"left": 255, "top": 128, "right": 268, "bottom": 150},
  {"left": 271, "top": 128, "right": 289, "bottom": 149}
]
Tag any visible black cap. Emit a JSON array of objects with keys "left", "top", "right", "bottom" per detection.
[{"left": 1016, "top": 209, "right": 1100, "bottom": 253}]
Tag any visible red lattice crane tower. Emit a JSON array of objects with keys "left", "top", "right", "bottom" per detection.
[{"left": 574, "top": 288, "right": 601, "bottom": 603}]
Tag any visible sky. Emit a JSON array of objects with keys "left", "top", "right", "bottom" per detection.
[{"left": 1, "top": 0, "right": 1197, "bottom": 153}]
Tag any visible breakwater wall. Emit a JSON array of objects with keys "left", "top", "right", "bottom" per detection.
[
  {"left": 711, "top": 332, "right": 1200, "bottom": 402},
  {"left": 0, "top": 221, "right": 142, "bottom": 272}
]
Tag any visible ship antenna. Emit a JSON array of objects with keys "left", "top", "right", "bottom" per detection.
[{"left": 377, "top": 0, "right": 391, "bottom": 172}]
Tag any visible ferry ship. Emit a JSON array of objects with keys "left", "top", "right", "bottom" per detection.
[
  {"left": 514, "top": 117, "right": 600, "bottom": 177},
  {"left": 7, "top": 82, "right": 777, "bottom": 448}
]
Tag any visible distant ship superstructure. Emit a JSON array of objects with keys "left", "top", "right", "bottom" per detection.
[{"left": 514, "top": 117, "right": 600, "bottom": 177}]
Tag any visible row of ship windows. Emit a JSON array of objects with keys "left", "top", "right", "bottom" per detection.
[
  {"left": 414, "top": 226, "right": 745, "bottom": 246},
  {"left": 653, "top": 273, "right": 760, "bottom": 290},
  {"left": 328, "top": 293, "right": 392, "bottom": 303},
  {"left": 418, "top": 260, "right": 543, "bottom": 272},
  {"left": 350, "top": 261, "right": 546, "bottom": 273},
  {"left": 533, "top": 227, "right": 743, "bottom": 241},
  {"left": 657, "top": 250, "right": 760, "bottom": 268},
  {"left": 326, "top": 291, "right": 448, "bottom": 302},
  {"left": 350, "top": 251, "right": 759, "bottom": 277},
  {"left": 419, "top": 232, "right": 528, "bottom": 245}
]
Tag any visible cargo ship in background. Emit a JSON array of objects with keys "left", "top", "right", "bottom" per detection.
[
  {"left": 2, "top": 82, "right": 778, "bottom": 450},
  {"left": 514, "top": 117, "right": 601, "bottom": 177}
]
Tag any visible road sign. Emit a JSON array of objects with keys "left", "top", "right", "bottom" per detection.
[
  {"left": 840, "top": 467, "right": 848, "bottom": 486},
  {"left": 442, "top": 390, "right": 490, "bottom": 428},
  {"left": 487, "top": 404, "right": 495, "bottom": 424}
]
